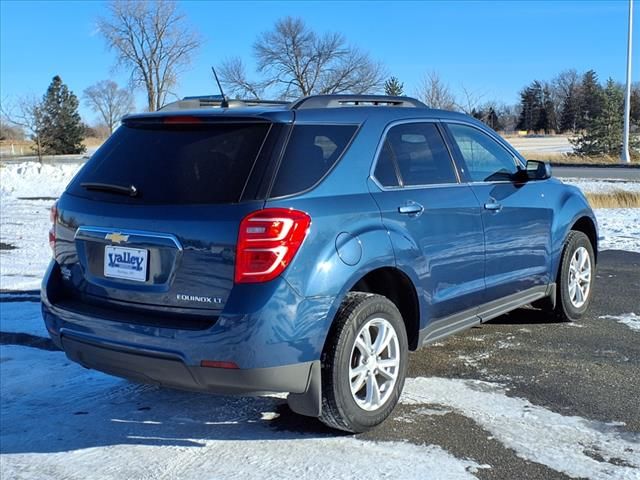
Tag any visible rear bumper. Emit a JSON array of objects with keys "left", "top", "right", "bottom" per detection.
[
  {"left": 60, "top": 333, "right": 316, "bottom": 395},
  {"left": 41, "top": 260, "right": 334, "bottom": 416}
]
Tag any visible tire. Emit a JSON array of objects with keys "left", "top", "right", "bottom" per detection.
[
  {"left": 551, "top": 231, "right": 596, "bottom": 321},
  {"left": 319, "top": 292, "right": 408, "bottom": 433}
]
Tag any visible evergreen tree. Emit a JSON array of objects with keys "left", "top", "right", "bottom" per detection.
[
  {"left": 486, "top": 107, "right": 502, "bottom": 131},
  {"left": 517, "top": 81, "right": 544, "bottom": 132},
  {"left": 576, "top": 70, "right": 603, "bottom": 130},
  {"left": 559, "top": 83, "right": 581, "bottom": 132},
  {"left": 571, "top": 78, "right": 624, "bottom": 155},
  {"left": 539, "top": 84, "right": 557, "bottom": 133},
  {"left": 40, "top": 75, "right": 86, "bottom": 155},
  {"left": 384, "top": 76, "right": 404, "bottom": 96},
  {"left": 472, "top": 106, "right": 502, "bottom": 131},
  {"left": 630, "top": 83, "right": 640, "bottom": 126}
]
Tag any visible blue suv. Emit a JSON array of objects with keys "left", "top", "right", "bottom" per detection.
[{"left": 42, "top": 94, "right": 597, "bottom": 432}]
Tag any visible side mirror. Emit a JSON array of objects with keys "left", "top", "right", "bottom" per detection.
[{"left": 525, "top": 160, "right": 552, "bottom": 180}]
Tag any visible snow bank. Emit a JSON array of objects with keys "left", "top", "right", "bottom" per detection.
[
  {"left": 0, "top": 345, "right": 485, "bottom": 480},
  {"left": 0, "top": 161, "right": 82, "bottom": 200},
  {"left": 0, "top": 162, "right": 83, "bottom": 291},
  {"left": 402, "top": 377, "right": 640, "bottom": 480}
]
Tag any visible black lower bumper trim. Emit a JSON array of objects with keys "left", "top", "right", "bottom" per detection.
[{"left": 60, "top": 334, "right": 316, "bottom": 396}]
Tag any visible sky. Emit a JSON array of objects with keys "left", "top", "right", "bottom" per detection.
[{"left": 1, "top": 0, "right": 637, "bottom": 124}]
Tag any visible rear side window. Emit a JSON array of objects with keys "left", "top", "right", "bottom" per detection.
[
  {"left": 68, "top": 122, "right": 271, "bottom": 204},
  {"left": 269, "top": 124, "right": 357, "bottom": 197},
  {"left": 374, "top": 142, "right": 401, "bottom": 187},
  {"left": 374, "top": 123, "right": 457, "bottom": 187}
]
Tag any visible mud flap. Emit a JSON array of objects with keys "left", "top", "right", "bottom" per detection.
[{"left": 287, "top": 360, "right": 322, "bottom": 417}]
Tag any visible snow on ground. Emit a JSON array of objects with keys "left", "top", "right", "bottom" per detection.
[
  {"left": 2, "top": 306, "right": 639, "bottom": 479},
  {"left": 0, "top": 345, "right": 486, "bottom": 480},
  {"left": 599, "top": 313, "right": 640, "bottom": 332},
  {"left": 0, "top": 301, "right": 48, "bottom": 337},
  {"left": 563, "top": 177, "right": 640, "bottom": 194},
  {"left": 595, "top": 208, "right": 640, "bottom": 253},
  {"left": 1, "top": 162, "right": 80, "bottom": 291},
  {"left": 2, "top": 344, "right": 637, "bottom": 479},
  {"left": 402, "top": 378, "right": 640, "bottom": 480}
]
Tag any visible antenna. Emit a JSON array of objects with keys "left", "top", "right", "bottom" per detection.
[{"left": 211, "top": 66, "right": 229, "bottom": 108}]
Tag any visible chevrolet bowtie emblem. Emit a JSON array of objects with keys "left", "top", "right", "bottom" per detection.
[{"left": 105, "top": 232, "right": 129, "bottom": 244}]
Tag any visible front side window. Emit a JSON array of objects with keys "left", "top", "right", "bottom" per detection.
[
  {"left": 447, "top": 123, "right": 518, "bottom": 182},
  {"left": 374, "top": 123, "right": 457, "bottom": 187}
]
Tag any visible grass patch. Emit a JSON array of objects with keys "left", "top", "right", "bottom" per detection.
[
  {"left": 520, "top": 152, "right": 639, "bottom": 165},
  {"left": 585, "top": 190, "right": 640, "bottom": 208}
]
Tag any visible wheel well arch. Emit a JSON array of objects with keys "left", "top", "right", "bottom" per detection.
[
  {"left": 570, "top": 216, "right": 598, "bottom": 262},
  {"left": 349, "top": 267, "right": 421, "bottom": 350}
]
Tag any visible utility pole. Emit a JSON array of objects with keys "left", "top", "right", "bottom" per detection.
[{"left": 621, "top": 0, "right": 634, "bottom": 164}]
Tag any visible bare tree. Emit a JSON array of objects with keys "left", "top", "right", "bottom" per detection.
[
  {"left": 455, "top": 84, "right": 486, "bottom": 114},
  {"left": 84, "top": 80, "right": 135, "bottom": 133},
  {"left": 219, "top": 17, "right": 386, "bottom": 100},
  {"left": 1, "top": 96, "right": 45, "bottom": 161},
  {"left": 416, "top": 71, "right": 457, "bottom": 110},
  {"left": 97, "top": 0, "right": 201, "bottom": 111},
  {"left": 218, "top": 57, "right": 266, "bottom": 100}
]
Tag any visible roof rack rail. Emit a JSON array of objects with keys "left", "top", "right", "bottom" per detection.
[
  {"left": 290, "top": 94, "right": 427, "bottom": 110},
  {"left": 160, "top": 95, "right": 290, "bottom": 111}
]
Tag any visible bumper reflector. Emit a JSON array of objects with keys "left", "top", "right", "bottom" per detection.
[{"left": 200, "top": 360, "right": 239, "bottom": 369}]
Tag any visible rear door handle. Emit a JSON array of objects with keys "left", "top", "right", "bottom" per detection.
[
  {"left": 398, "top": 202, "right": 424, "bottom": 216},
  {"left": 484, "top": 201, "right": 502, "bottom": 211}
]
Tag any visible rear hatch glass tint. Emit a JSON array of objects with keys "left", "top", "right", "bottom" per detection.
[{"left": 68, "top": 121, "right": 272, "bottom": 204}]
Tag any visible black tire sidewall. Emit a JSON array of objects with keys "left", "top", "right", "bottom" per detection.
[
  {"left": 329, "top": 295, "right": 408, "bottom": 432},
  {"left": 557, "top": 232, "right": 595, "bottom": 321}
]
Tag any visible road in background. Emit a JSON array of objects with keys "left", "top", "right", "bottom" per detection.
[
  {"left": 553, "top": 166, "right": 640, "bottom": 180},
  {"left": 504, "top": 135, "right": 573, "bottom": 154}
]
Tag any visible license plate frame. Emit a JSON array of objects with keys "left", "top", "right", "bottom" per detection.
[{"left": 104, "top": 245, "right": 149, "bottom": 282}]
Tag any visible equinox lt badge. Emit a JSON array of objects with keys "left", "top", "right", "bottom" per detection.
[{"left": 176, "top": 294, "right": 222, "bottom": 304}]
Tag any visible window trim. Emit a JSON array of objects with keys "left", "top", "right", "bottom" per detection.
[
  {"left": 369, "top": 119, "right": 462, "bottom": 191},
  {"left": 442, "top": 120, "right": 525, "bottom": 185}
]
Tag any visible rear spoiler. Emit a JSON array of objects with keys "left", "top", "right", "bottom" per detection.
[{"left": 160, "top": 96, "right": 290, "bottom": 111}]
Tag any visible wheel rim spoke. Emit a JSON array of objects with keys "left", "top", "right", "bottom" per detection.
[
  {"left": 351, "top": 371, "right": 367, "bottom": 394},
  {"left": 361, "top": 326, "right": 373, "bottom": 351},
  {"left": 365, "top": 374, "right": 381, "bottom": 406},
  {"left": 378, "top": 366, "right": 396, "bottom": 381},
  {"left": 373, "top": 323, "right": 393, "bottom": 355},
  {"left": 355, "top": 337, "right": 369, "bottom": 356}
]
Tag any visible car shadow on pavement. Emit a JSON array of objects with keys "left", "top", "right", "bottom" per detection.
[
  {"left": 486, "top": 307, "right": 567, "bottom": 325},
  {"left": 0, "top": 375, "right": 346, "bottom": 455}
]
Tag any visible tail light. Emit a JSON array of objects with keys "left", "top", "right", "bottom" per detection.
[
  {"left": 235, "top": 208, "right": 311, "bottom": 284},
  {"left": 49, "top": 201, "right": 58, "bottom": 254}
]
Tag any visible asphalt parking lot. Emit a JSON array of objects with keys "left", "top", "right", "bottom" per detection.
[
  {"left": 364, "top": 249, "right": 640, "bottom": 479},
  {"left": 1, "top": 250, "right": 639, "bottom": 479}
]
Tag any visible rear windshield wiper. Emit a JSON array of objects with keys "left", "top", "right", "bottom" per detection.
[{"left": 81, "top": 182, "right": 139, "bottom": 197}]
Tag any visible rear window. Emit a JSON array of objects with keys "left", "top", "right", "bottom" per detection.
[
  {"left": 68, "top": 122, "right": 271, "bottom": 204},
  {"left": 269, "top": 124, "right": 357, "bottom": 198}
]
